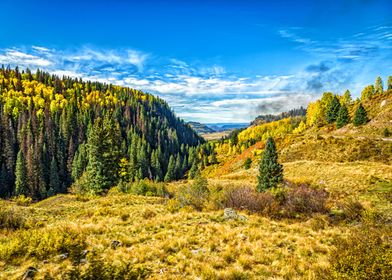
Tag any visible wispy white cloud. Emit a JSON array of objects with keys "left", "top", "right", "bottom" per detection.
[{"left": 1, "top": 23, "right": 391, "bottom": 123}]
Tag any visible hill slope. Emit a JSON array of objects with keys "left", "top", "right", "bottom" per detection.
[{"left": 0, "top": 67, "right": 203, "bottom": 199}]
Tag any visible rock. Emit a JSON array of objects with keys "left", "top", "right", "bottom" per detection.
[
  {"left": 80, "top": 249, "right": 89, "bottom": 258},
  {"left": 238, "top": 233, "right": 247, "bottom": 240},
  {"left": 380, "top": 100, "right": 387, "bottom": 107},
  {"left": 111, "top": 240, "right": 122, "bottom": 249},
  {"left": 57, "top": 253, "right": 69, "bottom": 260},
  {"left": 22, "top": 267, "right": 38, "bottom": 280},
  {"left": 191, "top": 248, "right": 206, "bottom": 254},
  {"left": 224, "top": 208, "right": 238, "bottom": 219},
  {"left": 223, "top": 208, "right": 247, "bottom": 221}
]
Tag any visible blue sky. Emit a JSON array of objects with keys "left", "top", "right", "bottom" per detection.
[{"left": 0, "top": 0, "right": 391, "bottom": 123}]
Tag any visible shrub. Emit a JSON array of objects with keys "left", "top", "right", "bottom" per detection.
[
  {"left": 332, "top": 198, "right": 364, "bottom": 223},
  {"left": 12, "top": 195, "right": 33, "bottom": 206},
  {"left": 282, "top": 184, "right": 329, "bottom": 218},
  {"left": 243, "top": 158, "right": 252, "bottom": 170},
  {"left": 128, "top": 180, "right": 170, "bottom": 197},
  {"left": 383, "top": 128, "right": 391, "bottom": 137},
  {"left": 327, "top": 226, "right": 392, "bottom": 280},
  {"left": 0, "top": 226, "right": 87, "bottom": 264},
  {"left": 177, "top": 176, "right": 209, "bottom": 211},
  {"left": 224, "top": 186, "right": 276, "bottom": 214},
  {"left": 62, "top": 251, "right": 151, "bottom": 279},
  {"left": 0, "top": 208, "right": 26, "bottom": 230}
]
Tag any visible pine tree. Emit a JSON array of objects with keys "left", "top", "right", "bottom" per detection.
[
  {"left": 336, "top": 104, "right": 350, "bottom": 128},
  {"left": 342, "top": 90, "right": 352, "bottom": 105},
  {"left": 86, "top": 117, "right": 121, "bottom": 193},
  {"left": 388, "top": 76, "right": 392, "bottom": 90},
  {"left": 164, "top": 155, "right": 176, "bottom": 182},
  {"left": 326, "top": 95, "right": 341, "bottom": 124},
  {"left": 257, "top": 137, "right": 283, "bottom": 192},
  {"left": 15, "top": 150, "right": 28, "bottom": 196},
  {"left": 353, "top": 103, "right": 368, "bottom": 126},
  {"left": 244, "top": 157, "right": 252, "bottom": 170},
  {"left": 189, "top": 161, "right": 199, "bottom": 179},
  {"left": 375, "top": 76, "right": 383, "bottom": 94},
  {"left": 48, "top": 157, "right": 61, "bottom": 196}
]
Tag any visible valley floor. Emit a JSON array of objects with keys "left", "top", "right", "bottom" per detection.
[{"left": 1, "top": 159, "right": 391, "bottom": 279}]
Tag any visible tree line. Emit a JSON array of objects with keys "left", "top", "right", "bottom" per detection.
[{"left": 0, "top": 66, "right": 210, "bottom": 198}]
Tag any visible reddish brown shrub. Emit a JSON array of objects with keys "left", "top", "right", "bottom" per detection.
[
  {"left": 283, "top": 184, "right": 328, "bottom": 217},
  {"left": 224, "top": 186, "right": 277, "bottom": 214}
]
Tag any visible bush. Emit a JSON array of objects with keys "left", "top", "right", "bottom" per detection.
[
  {"left": 224, "top": 186, "right": 276, "bottom": 214},
  {"left": 177, "top": 176, "right": 209, "bottom": 211},
  {"left": 282, "top": 184, "right": 329, "bottom": 218},
  {"left": 332, "top": 198, "right": 364, "bottom": 223},
  {"left": 327, "top": 226, "right": 392, "bottom": 280},
  {"left": 128, "top": 180, "right": 170, "bottom": 197},
  {"left": 0, "top": 208, "right": 26, "bottom": 230},
  {"left": 12, "top": 195, "right": 32, "bottom": 206},
  {"left": 0, "top": 226, "right": 87, "bottom": 264},
  {"left": 61, "top": 252, "right": 151, "bottom": 279}
]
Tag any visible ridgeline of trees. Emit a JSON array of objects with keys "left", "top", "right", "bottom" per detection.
[
  {"left": 251, "top": 107, "right": 307, "bottom": 126},
  {"left": 0, "top": 66, "right": 208, "bottom": 199}
]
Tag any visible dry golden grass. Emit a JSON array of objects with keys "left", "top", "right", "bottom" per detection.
[{"left": 0, "top": 191, "right": 350, "bottom": 280}]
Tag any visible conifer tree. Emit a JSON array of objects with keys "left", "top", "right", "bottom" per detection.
[
  {"left": 353, "top": 103, "right": 368, "bottom": 126},
  {"left": 48, "top": 157, "right": 61, "bottom": 196},
  {"left": 86, "top": 117, "right": 120, "bottom": 193},
  {"left": 336, "top": 104, "right": 350, "bottom": 128},
  {"left": 342, "top": 90, "right": 352, "bottom": 105},
  {"left": 388, "top": 76, "right": 392, "bottom": 90},
  {"left": 164, "top": 155, "right": 176, "bottom": 182},
  {"left": 257, "top": 137, "right": 283, "bottom": 192},
  {"left": 189, "top": 161, "right": 199, "bottom": 179},
  {"left": 15, "top": 150, "right": 28, "bottom": 196},
  {"left": 244, "top": 157, "right": 252, "bottom": 170},
  {"left": 375, "top": 76, "right": 383, "bottom": 94},
  {"left": 326, "top": 95, "right": 341, "bottom": 124}
]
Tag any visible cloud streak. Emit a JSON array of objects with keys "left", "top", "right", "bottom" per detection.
[{"left": 0, "top": 23, "right": 391, "bottom": 123}]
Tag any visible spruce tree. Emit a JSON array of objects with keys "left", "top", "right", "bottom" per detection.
[
  {"left": 48, "top": 157, "right": 61, "bottom": 196},
  {"left": 188, "top": 161, "right": 199, "bottom": 179},
  {"left": 86, "top": 117, "right": 120, "bottom": 193},
  {"left": 326, "top": 95, "right": 341, "bottom": 124},
  {"left": 342, "top": 89, "right": 352, "bottom": 105},
  {"left": 244, "top": 157, "right": 252, "bottom": 170},
  {"left": 15, "top": 150, "right": 28, "bottom": 196},
  {"left": 375, "top": 76, "right": 383, "bottom": 94},
  {"left": 336, "top": 104, "right": 350, "bottom": 128},
  {"left": 257, "top": 137, "right": 283, "bottom": 192},
  {"left": 388, "top": 76, "right": 392, "bottom": 90},
  {"left": 353, "top": 103, "right": 368, "bottom": 126},
  {"left": 164, "top": 155, "right": 176, "bottom": 182}
]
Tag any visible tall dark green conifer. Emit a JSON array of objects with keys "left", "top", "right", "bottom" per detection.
[
  {"left": 257, "top": 137, "right": 283, "bottom": 192},
  {"left": 164, "top": 155, "right": 176, "bottom": 182},
  {"left": 86, "top": 117, "right": 121, "bottom": 193},
  {"left": 48, "top": 157, "right": 61, "bottom": 196},
  {"left": 353, "top": 103, "right": 368, "bottom": 126},
  {"left": 336, "top": 104, "right": 350, "bottom": 128},
  {"left": 15, "top": 150, "right": 28, "bottom": 196},
  {"left": 326, "top": 96, "right": 341, "bottom": 124}
]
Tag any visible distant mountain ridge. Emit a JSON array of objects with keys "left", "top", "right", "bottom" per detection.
[
  {"left": 187, "top": 122, "right": 249, "bottom": 134},
  {"left": 251, "top": 107, "right": 307, "bottom": 126}
]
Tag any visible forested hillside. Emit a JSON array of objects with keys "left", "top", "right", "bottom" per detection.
[{"left": 0, "top": 67, "right": 205, "bottom": 199}]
